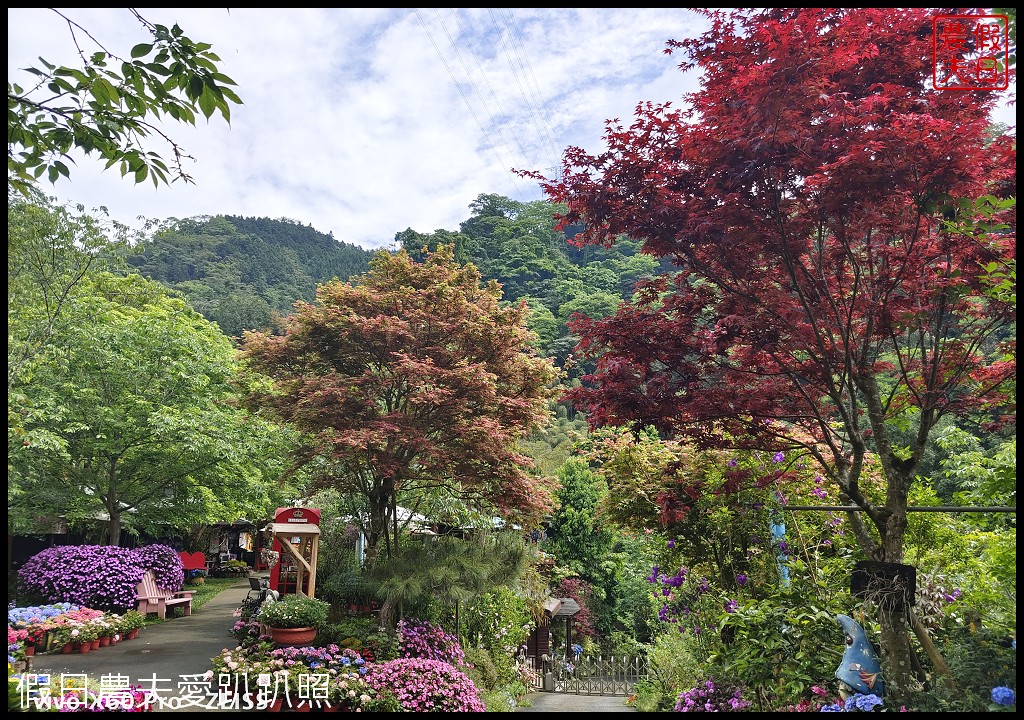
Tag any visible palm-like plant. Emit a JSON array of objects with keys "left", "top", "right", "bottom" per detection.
[{"left": 369, "top": 530, "right": 529, "bottom": 632}]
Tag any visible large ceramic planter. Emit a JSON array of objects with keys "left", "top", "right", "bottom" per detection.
[{"left": 268, "top": 626, "right": 317, "bottom": 645}]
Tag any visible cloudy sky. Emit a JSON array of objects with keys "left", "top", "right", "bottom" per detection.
[
  {"left": 8, "top": 8, "right": 712, "bottom": 249},
  {"left": 9, "top": 9, "right": 1016, "bottom": 251}
]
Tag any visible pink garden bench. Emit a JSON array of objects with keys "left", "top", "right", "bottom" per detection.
[{"left": 135, "top": 570, "right": 194, "bottom": 620}]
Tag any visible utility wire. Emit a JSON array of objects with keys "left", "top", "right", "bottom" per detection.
[{"left": 414, "top": 8, "right": 531, "bottom": 197}]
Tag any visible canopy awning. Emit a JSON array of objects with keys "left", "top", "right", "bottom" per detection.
[{"left": 266, "top": 522, "right": 320, "bottom": 535}]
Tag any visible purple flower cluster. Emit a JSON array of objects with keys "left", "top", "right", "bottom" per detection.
[
  {"left": 674, "top": 678, "right": 751, "bottom": 712},
  {"left": 396, "top": 619, "right": 466, "bottom": 667},
  {"left": 843, "top": 693, "right": 884, "bottom": 711},
  {"left": 671, "top": 680, "right": 753, "bottom": 712},
  {"left": 131, "top": 544, "right": 184, "bottom": 591},
  {"left": 17, "top": 544, "right": 184, "bottom": 611},
  {"left": 364, "top": 658, "right": 485, "bottom": 712},
  {"left": 269, "top": 644, "right": 366, "bottom": 673}
]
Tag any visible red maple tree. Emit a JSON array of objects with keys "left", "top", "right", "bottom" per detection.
[
  {"left": 527, "top": 8, "right": 1015, "bottom": 697},
  {"left": 240, "top": 247, "right": 559, "bottom": 562}
]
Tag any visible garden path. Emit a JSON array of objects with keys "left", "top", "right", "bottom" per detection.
[
  {"left": 516, "top": 691, "right": 638, "bottom": 712},
  {"left": 26, "top": 575, "right": 253, "bottom": 713}
]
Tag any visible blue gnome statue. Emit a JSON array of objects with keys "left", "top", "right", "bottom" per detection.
[{"left": 835, "top": 613, "right": 885, "bottom": 698}]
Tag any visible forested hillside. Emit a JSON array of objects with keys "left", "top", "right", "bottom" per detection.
[
  {"left": 127, "top": 195, "right": 671, "bottom": 361},
  {"left": 126, "top": 215, "right": 375, "bottom": 336},
  {"left": 396, "top": 193, "right": 673, "bottom": 367}
]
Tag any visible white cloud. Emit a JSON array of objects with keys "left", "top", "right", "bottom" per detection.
[{"left": 8, "top": 8, "right": 1015, "bottom": 250}]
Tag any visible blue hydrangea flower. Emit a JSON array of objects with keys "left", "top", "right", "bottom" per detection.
[{"left": 991, "top": 686, "right": 1015, "bottom": 706}]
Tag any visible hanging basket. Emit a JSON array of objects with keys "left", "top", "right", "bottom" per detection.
[{"left": 851, "top": 561, "right": 916, "bottom": 611}]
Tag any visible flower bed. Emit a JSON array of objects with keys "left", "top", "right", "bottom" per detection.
[{"left": 8, "top": 604, "right": 145, "bottom": 658}]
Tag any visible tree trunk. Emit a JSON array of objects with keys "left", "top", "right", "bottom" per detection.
[
  {"left": 106, "top": 463, "right": 121, "bottom": 546},
  {"left": 873, "top": 495, "right": 915, "bottom": 703},
  {"left": 107, "top": 509, "right": 121, "bottom": 546}
]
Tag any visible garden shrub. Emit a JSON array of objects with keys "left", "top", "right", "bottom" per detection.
[
  {"left": 643, "top": 628, "right": 710, "bottom": 711},
  {"left": 397, "top": 619, "right": 467, "bottom": 667},
  {"left": 16, "top": 543, "right": 184, "bottom": 611},
  {"left": 464, "top": 587, "right": 532, "bottom": 684},
  {"left": 131, "top": 543, "right": 184, "bottom": 591},
  {"left": 463, "top": 646, "right": 499, "bottom": 690},
  {"left": 364, "top": 657, "right": 486, "bottom": 712}
]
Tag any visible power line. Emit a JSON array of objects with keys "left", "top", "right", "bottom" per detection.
[
  {"left": 414, "top": 8, "right": 532, "bottom": 197},
  {"left": 492, "top": 8, "right": 564, "bottom": 164}
]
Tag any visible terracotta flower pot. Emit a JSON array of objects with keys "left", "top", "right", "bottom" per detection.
[
  {"left": 268, "top": 626, "right": 318, "bottom": 645},
  {"left": 77, "top": 642, "right": 90, "bottom": 654},
  {"left": 91, "top": 639, "right": 101, "bottom": 650},
  {"left": 129, "top": 629, "right": 140, "bottom": 640},
  {"left": 24, "top": 645, "right": 35, "bottom": 657},
  {"left": 100, "top": 636, "right": 112, "bottom": 647},
  {"left": 62, "top": 642, "right": 75, "bottom": 654}
]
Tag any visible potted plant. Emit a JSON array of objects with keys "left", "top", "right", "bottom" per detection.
[
  {"left": 256, "top": 594, "right": 329, "bottom": 646},
  {"left": 120, "top": 610, "right": 146, "bottom": 640},
  {"left": 69, "top": 622, "right": 98, "bottom": 652},
  {"left": 185, "top": 568, "right": 209, "bottom": 586}
]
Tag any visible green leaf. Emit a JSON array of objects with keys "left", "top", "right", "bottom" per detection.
[
  {"left": 131, "top": 43, "right": 154, "bottom": 59},
  {"left": 198, "top": 91, "right": 217, "bottom": 120}
]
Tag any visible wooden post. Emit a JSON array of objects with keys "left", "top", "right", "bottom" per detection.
[{"left": 308, "top": 533, "right": 318, "bottom": 599}]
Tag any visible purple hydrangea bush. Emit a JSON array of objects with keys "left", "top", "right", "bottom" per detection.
[
  {"left": 131, "top": 544, "right": 184, "bottom": 591},
  {"left": 17, "top": 544, "right": 184, "bottom": 611},
  {"left": 364, "top": 657, "right": 486, "bottom": 712}
]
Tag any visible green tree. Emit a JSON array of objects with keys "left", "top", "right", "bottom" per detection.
[
  {"left": 8, "top": 8, "right": 242, "bottom": 194},
  {"left": 546, "top": 459, "right": 612, "bottom": 579},
  {"left": 8, "top": 189, "right": 129, "bottom": 392},
  {"left": 10, "top": 271, "right": 285, "bottom": 543},
  {"left": 240, "top": 246, "right": 560, "bottom": 563}
]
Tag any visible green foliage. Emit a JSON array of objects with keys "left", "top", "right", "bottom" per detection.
[
  {"left": 370, "top": 532, "right": 530, "bottom": 629},
  {"left": 546, "top": 459, "right": 613, "bottom": 579},
  {"left": 464, "top": 587, "right": 532, "bottom": 683},
  {"left": 463, "top": 645, "right": 500, "bottom": 689},
  {"left": 638, "top": 630, "right": 709, "bottom": 711},
  {"left": 8, "top": 9, "right": 242, "bottom": 195},
  {"left": 908, "top": 627, "right": 1017, "bottom": 712},
  {"left": 710, "top": 581, "right": 849, "bottom": 709},
  {"left": 126, "top": 215, "right": 374, "bottom": 336},
  {"left": 10, "top": 268, "right": 289, "bottom": 543}
]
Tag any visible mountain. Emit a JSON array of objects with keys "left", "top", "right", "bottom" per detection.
[{"left": 126, "top": 215, "right": 375, "bottom": 337}]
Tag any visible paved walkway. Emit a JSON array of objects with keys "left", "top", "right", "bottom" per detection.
[
  {"left": 516, "top": 692, "right": 638, "bottom": 712},
  {"left": 24, "top": 576, "right": 253, "bottom": 712}
]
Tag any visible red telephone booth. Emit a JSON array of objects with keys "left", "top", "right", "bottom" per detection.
[{"left": 267, "top": 507, "right": 321, "bottom": 598}]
